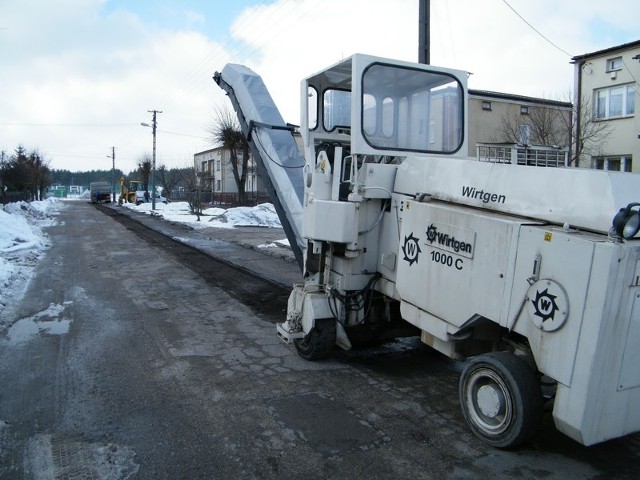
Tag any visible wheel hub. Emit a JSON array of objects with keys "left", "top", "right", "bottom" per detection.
[
  {"left": 476, "top": 384, "right": 504, "bottom": 418},
  {"left": 464, "top": 367, "right": 513, "bottom": 435}
]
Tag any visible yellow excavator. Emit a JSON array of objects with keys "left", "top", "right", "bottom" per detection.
[{"left": 118, "top": 178, "right": 145, "bottom": 205}]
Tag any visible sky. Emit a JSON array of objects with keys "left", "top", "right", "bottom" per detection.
[{"left": 1, "top": 0, "right": 637, "bottom": 174}]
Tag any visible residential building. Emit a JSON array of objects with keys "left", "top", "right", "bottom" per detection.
[
  {"left": 194, "top": 148, "right": 218, "bottom": 195},
  {"left": 572, "top": 40, "right": 640, "bottom": 172},
  {"left": 469, "top": 90, "right": 573, "bottom": 166},
  {"left": 194, "top": 146, "right": 264, "bottom": 204}
]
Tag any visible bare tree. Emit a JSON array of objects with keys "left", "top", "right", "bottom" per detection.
[
  {"left": 209, "top": 106, "right": 250, "bottom": 205},
  {"left": 156, "top": 164, "right": 179, "bottom": 202},
  {"left": 498, "top": 94, "right": 612, "bottom": 167},
  {"left": 561, "top": 94, "right": 613, "bottom": 167},
  {"left": 499, "top": 106, "right": 570, "bottom": 147},
  {"left": 176, "top": 163, "right": 202, "bottom": 218}
]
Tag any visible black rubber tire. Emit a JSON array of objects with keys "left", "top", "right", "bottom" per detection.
[
  {"left": 459, "top": 352, "right": 543, "bottom": 448},
  {"left": 294, "top": 318, "right": 336, "bottom": 361}
]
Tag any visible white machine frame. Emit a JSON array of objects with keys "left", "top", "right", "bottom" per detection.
[{"left": 217, "top": 54, "right": 640, "bottom": 448}]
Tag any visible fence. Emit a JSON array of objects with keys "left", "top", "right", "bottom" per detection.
[
  {"left": 168, "top": 190, "right": 270, "bottom": 208},
  {"left": 476, "top": 143, "right": 568, "bottom": 168},
  {"left": 2, "top": 191, "right": 32, "bottom": 204}
]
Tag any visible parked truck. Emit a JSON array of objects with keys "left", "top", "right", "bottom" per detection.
[
  {"left": 89, "top": 181, "right": 112, "bottom": 204},
  {"left": 215, "top": 54, "right": 640, "bottom": 448}
]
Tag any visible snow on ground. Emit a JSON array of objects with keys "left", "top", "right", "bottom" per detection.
[
  {"left": 123, "top": 201, "right": 283, "bottom": 229},
  {"left": 124, "top": 201, "right": 289, "bottom": 248},
  {"left": 0, "top": 198, "right": 62, "bottom": 325},
  {"left": 257, "top": 239, "right": 290, "bottom": 249}
]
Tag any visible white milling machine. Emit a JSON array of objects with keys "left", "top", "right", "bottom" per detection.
[{"left": 215, "top": 54, "right": 640, "bottom": 448}]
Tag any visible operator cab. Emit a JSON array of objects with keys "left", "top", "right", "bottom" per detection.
[{"left": 301, "top": 54, "right": 470, "bottom": 180}]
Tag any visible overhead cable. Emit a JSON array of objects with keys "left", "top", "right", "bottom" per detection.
[{"left": 501, "top": 0, "right": 573, "bottom": 58}]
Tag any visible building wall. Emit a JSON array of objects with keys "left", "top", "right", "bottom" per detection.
[
  {"left": 573, "top": 41, "right": 640, "bottom": 172},
  {"left": 468, "top": 96, "right": 518, "bottom": 155},
  {"left": 194, "top": 146, "right": 262, "bottom": 200},
  {"left": 193, "top": 148, "right": 220, "bottom": 192},
  {"left": 468, "top": 92, "right": 572, "bottom": 158}
]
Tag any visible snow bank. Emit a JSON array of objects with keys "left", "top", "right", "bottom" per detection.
[
  {"left": 123, "top": 201, "right": 282, "bottom": 229},
  {"left": 0, "top": 198, "right": 61, "bottom": 324}
]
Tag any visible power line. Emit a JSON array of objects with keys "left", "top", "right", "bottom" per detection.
[
  {"left": 501, "top": 0, "right": 573, "bottom": 58},
  {"left": 159, "top": 0, "right": 275, "bottom": 110},
  {"left": 0, "top": 121, "right": 206, "bottom": 140},
  {"left": 159, "top": 0, "right": 275, "bottom": 111},
  {"left": 160, "top": 0, "right": 323, "bottom": 113},
  {"left": 43, "top": 151, "right": 138, "bottom": 161},
  {"left": 232, "top": 0, "right": 321, "bottom": 66},
  {"left": 621, "top": 58, "right": 640, "bottom": 91},
  {"left": 0, "top": 122, "right": 137, "bottom": 128},
  {"left": 158, "top": 129, "right": 210, "bottom": 140}
]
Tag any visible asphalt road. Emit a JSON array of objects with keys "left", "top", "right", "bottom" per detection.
[{"left": 1, "top": 201, "right": 639, "bottom": 479}]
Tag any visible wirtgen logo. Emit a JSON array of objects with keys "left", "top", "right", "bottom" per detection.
[
  {"left": 402, "top": 233, "right": 422, "bottom": 266},
  {"left": 426, "top": 223, "right": 474, "bottom": 256},
  {"left": 461, "top": 186, "right": 506, "bottom": 204}
]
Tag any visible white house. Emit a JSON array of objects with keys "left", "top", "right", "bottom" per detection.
[
  {"left": 193, "top": 146, "right": 263, "bottom": 204},
  {"left": 572, "top": 40, "right": 640, "bottom": 172}
]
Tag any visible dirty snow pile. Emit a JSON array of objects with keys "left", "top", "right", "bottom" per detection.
[
  {"left": 0, "top": 198, "right": 61, "bottom": 322},
  {"left": 125, "top": 201, "right": 283, "bottom": 229},
  {"left": 124, "top": 201, "right": 290, "bottom": 250}
]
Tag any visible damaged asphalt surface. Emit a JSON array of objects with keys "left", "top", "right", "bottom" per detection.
[{"left": 0, "top": 200, "right": 639, "bottom": 479}]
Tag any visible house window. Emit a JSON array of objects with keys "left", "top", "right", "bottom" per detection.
[
  {"left": 482, "top": 101, "right": 492, "bottom": 111},
  {"left": 520, "top": 106, "right": 529, "bottom": 115},
  {"left": 594, "top": 84, "right": 635, "bottom": 119},
  {"left": 606, "top": 57, "right": 623, "bottom": 72},
  {"left": 594, "top": 155, "right": 632, "bottom": 172},
  {"left": 215, "top": 179, "right": 221, "bottom": 191},
  {"left": 215, "top": 159, "right": 221, "bottom": 172}
]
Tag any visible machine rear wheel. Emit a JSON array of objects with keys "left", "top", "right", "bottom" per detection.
[
  {"left": 459, "top": 352, "right": 543, "bottom": 448},
  {"left": 294, "top": 318, "right": 336, "bottom": 360}
]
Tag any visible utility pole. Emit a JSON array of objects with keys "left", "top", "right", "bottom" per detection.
[
  {"left": 108, "top": 146, "right": 115, "bottom": 203},
  {"left": 419, "top": 0, "right": 430, "bottom": 64},
  {"left": 143, "top": 110, "right": 162, "bottom": 210}
]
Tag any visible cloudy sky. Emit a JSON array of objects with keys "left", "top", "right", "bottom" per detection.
[{"left": 1, "top": 0, "right": 637, "bottom": 173}]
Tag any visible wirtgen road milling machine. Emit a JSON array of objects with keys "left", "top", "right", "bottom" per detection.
[{"left": 215, "top": 54, "right": 640, "bottom": 448}]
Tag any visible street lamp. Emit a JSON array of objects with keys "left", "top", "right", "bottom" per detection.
[{"left": 141, "top": 109, "right": 161, "bottom": 210}]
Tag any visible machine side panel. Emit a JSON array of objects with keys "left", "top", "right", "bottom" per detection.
[
  {"left": 510, "top": 226, "right": 595, "bottom": 387},
  {"left": 396, "top": 200, "right": 521, "bottom": 329},
  {"left": 619, "top": 291, "right": 640, "bottom": 390},
  {"left": 552, "top": 243, "right": 640, "bottom": 445}
]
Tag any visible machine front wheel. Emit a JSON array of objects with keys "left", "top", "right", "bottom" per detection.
[
  {"left": 459, "top": 352, "right": 543, "bottom": 448},
  {"left": 294, "top": 318, "right": 336, "bottom": 361}
]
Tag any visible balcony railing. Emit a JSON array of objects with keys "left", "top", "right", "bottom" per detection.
[{"left": 476, "top": 143, "right": 568, "bottom": 167}]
